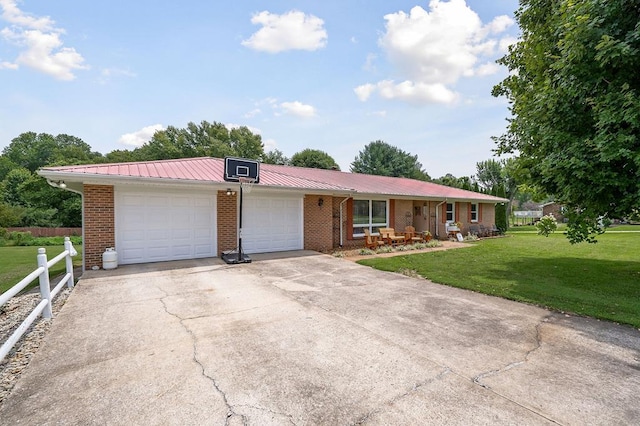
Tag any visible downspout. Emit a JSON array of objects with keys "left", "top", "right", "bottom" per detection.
[
  {"left": 339, "top": 196, "right": 351, "bottom": 247},
  {"left": 435, "top": 199, "right": 447, "bottom": 239}
]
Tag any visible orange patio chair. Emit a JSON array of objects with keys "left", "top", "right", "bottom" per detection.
[
  {"left": 363, "top": 229, "right": 385, "bottom": 250},
  {"left": 403, "top": 226, "right": 424, "bottom": 244}
]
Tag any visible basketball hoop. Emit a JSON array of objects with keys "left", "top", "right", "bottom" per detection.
[{"left": 238, "top": 177, "right": 256, "bottom": 194}]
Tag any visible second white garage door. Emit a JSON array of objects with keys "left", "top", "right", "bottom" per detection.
[{"left": 241, "top": 194, "right": 303, "bottom": 254}]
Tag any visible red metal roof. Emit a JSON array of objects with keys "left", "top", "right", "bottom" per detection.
[{"left": 40, "top": 157, "right": 507, "bottom": 202}]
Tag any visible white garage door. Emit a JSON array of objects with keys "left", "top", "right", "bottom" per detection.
[
  {"left": 241, "top": 194, "right": 303, "bottom": 254},
  {"left": 116, "top": 188, "right": 216, "bottom": 264}
]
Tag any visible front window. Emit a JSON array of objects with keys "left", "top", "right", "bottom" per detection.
[
  {"left": 446, "top": 203, "right": 455, "bottom": 222},
  {"left": 353, "top": 199, "right": 388, "bottom": 236},
  {"left": 470, "top": 203, "right": 478, "bottom": 222}
]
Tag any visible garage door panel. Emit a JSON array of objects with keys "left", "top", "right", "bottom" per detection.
[
  {"left": 116, "top": 189, "right": 216, "bottom": 264},
  {"left": 242, "top": 195, "right": 302, "bottom": 254}
]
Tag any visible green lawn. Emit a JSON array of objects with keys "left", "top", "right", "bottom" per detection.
[
  {"left": 358, "top": 232, "right": 640, "bottom": 328},
  {"left": 0, "top": 245, "right": 83, "bottom": 294}
]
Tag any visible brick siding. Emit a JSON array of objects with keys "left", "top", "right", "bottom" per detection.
[
  {"left": 217, "top": 190, "right": 237, "bottom": 256},
  {"left": 83, "top": 184, "right": 115, "bottom": 270},
  {"left": 304, "top": 195, "right": 334, "bottom": 252}
]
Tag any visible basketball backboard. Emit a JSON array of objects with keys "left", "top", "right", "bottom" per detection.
[{"left": 224, "top": 157, "right": 260, "bottom": 183}]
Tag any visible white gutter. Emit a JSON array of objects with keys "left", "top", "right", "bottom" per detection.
[
  {"left": 435, "top": 199, "right": 447, "bottom": 239},
  {"left": 339, "top": 196, "right": 351, "bottom": 247}
]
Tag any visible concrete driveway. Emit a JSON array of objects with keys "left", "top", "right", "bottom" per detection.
[{"left": 1, "top": 251, "right": 639, "bottom": 425}]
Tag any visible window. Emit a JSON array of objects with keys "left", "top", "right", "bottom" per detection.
[
  {"left": 470, "top": 203, "right": 478, "bottom": 222},
  {"left": 446, "top": 203, "right": 455, "bottom": 222},
  {"left": 353, "top": 199, "right": 388, "bottom": 236}
]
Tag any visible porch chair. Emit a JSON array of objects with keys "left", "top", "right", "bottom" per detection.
[
  {"left": 379, "top": 227, "right": 407, "bottom": 246},
  {"left": 403, "top": 226, "right": 424, "bottom": 244},
  {"left": 363, "top": 229, "right": 385, "bottom": 250}
]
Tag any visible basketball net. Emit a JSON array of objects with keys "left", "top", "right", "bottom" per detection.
[{"left": 238, "top": 177, "right": 256, "bottom": 194}]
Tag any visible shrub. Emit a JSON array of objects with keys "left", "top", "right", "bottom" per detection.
[
  {"left": 359, "top": 248, "right": 376, "bottom": 255},
  {"left": 375, "top": 246, "right": 394, "bottom": 254},
  {"left": 8, "top": 231, "right": 33, "bottom": 246},
  {"left": 425, "top": 240, "right": 442, "bottom": 248},
  {"left": 536, "top": 214, "right": 558, "bottom": 237},
  {"left": 464, "top": 233, "right": 479, "bottom": 242}
]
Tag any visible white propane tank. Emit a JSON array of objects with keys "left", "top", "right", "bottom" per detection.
[{"left": 102, "top": 247, "right": 118, "bottom": 270}]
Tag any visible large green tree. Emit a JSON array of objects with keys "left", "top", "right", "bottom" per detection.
[
  {"left": 350, "top": 140, "right": 430, "bottom": 181},
  {"left": 290, "top": 149, "right": 340, "bottom": 170},
  {"left": 2, "top": 132, "right": 103, "bottom": 172},
  {"left": 492, "top": 0, "right": 640, "bottom": 242},
  {"left": 262, "top": 149, "right": 290, "bottom": 165},
  {"left": 134, "top": 121, "right": 264, "bottom": 161}
]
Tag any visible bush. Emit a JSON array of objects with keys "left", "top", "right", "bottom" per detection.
[
  {"left": 375, "top": 246, "right": 394, "bottom": 254},
  {"left": 464, "top": 233, "right": 479, "bottom": 242},
  {"left": 8, "top": 231, "right": 33, "bottom": 246},
  {"left": 359, "top": 248, "right": 376, "bottom": 255},
  {"left": 536, "top": 214, "right": 558, "bottom": 237},
  {"left": 2, "top": 234, "right": 82, "bottom": 247}
]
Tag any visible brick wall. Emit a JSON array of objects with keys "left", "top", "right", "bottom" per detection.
[
  {"left": 304, "top": 195, "right": 334, "bottom": 252},
  {"left": 393, "top": 199, "right": 413, "bottom": 232},
  {"left": 217, "top": 190, "right": 237, "bottom": 256},
  {"left": 83, "top": 184, "right": 115, "bottom": 270},
  {"left": 481, "top": 203, "right": 496, "bottom": 227}
]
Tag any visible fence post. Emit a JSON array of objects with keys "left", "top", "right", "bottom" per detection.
[
  {"left": 37, "top": 247, "right": 53, "bottom": 319},
  {"left": 64, "top": 237, "right": 75, "bottom": 288}
]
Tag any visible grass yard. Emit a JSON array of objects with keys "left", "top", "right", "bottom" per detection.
[
  {"left": 358, "top": 231, "right": 640, "bottom": 328},
  {"left": 0, "top": 245, "right": 83, "bottom": 294}
]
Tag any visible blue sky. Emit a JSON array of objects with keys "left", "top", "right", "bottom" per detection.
[{"left": 0, "top": 0, "right": 520, "bottom": 178}]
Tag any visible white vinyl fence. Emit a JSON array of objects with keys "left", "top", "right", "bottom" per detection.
[{"left": 0, "top": 237, "right": 77, "bottom": 362}]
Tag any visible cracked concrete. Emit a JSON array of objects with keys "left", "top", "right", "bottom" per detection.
[
  {"left": 1, "top": 252, "right": 639, "bottom": 425},
  {"left": 157, "top": 286, "right": 244, "bottom": 425},
  {"left": 473, "top": 314, "right": 549, "bottom": 389}
]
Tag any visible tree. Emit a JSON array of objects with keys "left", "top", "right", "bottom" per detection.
[
  {"left": 350, "top": 140, "right": 430, "bottom": 181},
  {"left": 290, "top": 149, "right": 340, "bottom": 170},
  {"left": 475, "top": 159, "right": 504, "bottom": 191},
  {"left": 492, "top": 0, "right": 640, "bottom": 243},
  {"left": 262, "top": 149, "right": 290, "bottom": 165},
  {"left": 134, "top": 121, "right": 264, "bottom": 161},
  {"left": 432, "top": 173, "right": 473, "bottom": 189},
  {"left": 2, "top": 132, "right": 102, "bottom": 171}
]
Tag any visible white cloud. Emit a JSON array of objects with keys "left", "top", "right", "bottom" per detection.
[
  {"left": 0, "top": 0, "right": 53, "bottom": 30},
  {"left": 355, "top": 0, "right": 514, "bottom": 105},
  {"left": 499, "top": 35, "right": 518, "bottom": 53},
  {"left": 0, "top": 59, "right": 17, "bottom": 69},
  {"left": 118, "top": 124, "right": 165, "bottom": 147},
  {"left": 0, "top": 0, "right": 88, "bottom": 80},
  {"left": 354, "top": 83, "right": 376, "bottom": 102},
  {"left": 280, "top": 101, "right": 316, "bottom": 118},
  {"left": 263, "top": 138, "right": 277, "bottom": 151},
  {"left": 475, "top": 61, "right": 500, "bottom": 76},
  {"left": 242, "top": 10, "right": 327, "bottom": 53},
  {"left": 243, "top": 108, "right": 262, "bottom": 118}
]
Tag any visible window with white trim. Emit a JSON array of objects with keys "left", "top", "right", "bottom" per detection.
[
  {"left": 353, "top": 199, "right": 388, "bottom": 236},
  {"left": 470, "top": 203, "right": 478, "bottom": 222},
  {"left": 446, "top": 202, "right": 455, "bottom": 222}
]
